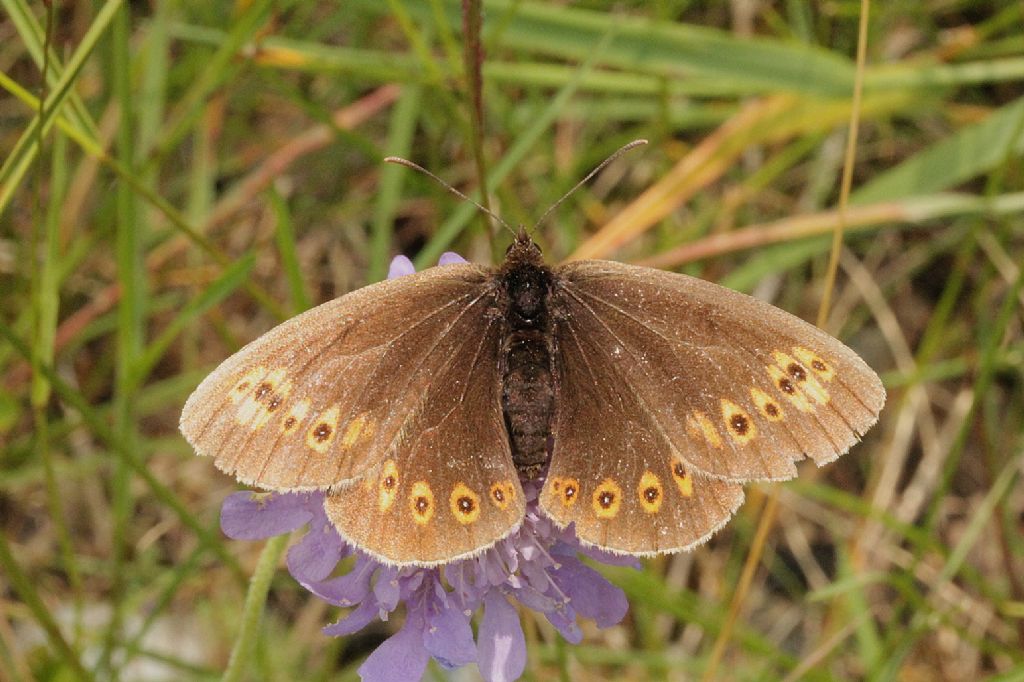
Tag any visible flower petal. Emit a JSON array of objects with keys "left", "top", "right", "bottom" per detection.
[
  {"left": 508, "top": 584, "right": 557, "bottom": 614},
  {"left": 358, "top": 612, "right": 430, "bottom": 682},
  {"left": 286, "top": 507, "right": 347, "bottom": 582},
  {"left": 387, "top": 255, "right": 416, "bottom": 279},
  {"left": 477, "top": 591, "right": 526, "bottom": 682},
  {"left": 373, "top": 567, "right": 402, "bottom": 612},
  {"left": 545, "top": 604, "right": 583, "bottom": 644},
  {"left": 423, "top": 597, "right": 476, "bottom": 669},
  {"left": 550, "top": 557, "right": 628, "bottom": 628},
  {"left": 576, "top": 544, "right": 643, "bottom": 569},
  {"left": 438, "top": 252, "right": 468, "bottom": 265},
  {"left": 300, "top": 553, "right": 375, "bottom": 606},
  {"left": 322, "top": 598, "right": 380, "bottom": 637},
  {"left": 220, "top": 491, "right": 315, "bottom": 540}
]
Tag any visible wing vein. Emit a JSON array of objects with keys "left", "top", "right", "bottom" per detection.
[
  {"left": 373, "top": 290, "right": 501, "bottom": 476},
  {"left": 558, "top": 285, "right": 731, "bottom": 471}
]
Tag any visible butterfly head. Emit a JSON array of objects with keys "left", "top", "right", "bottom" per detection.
[
  {"left": 500, "top": 229, "right": 551, "bottom": 326},
  {"left": 505, "top": 227, "right": 543, "bottom": 261}
]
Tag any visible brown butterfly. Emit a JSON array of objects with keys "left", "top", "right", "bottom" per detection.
[{"left": 180, "top": 209, "right": 884, "bottom": 566}]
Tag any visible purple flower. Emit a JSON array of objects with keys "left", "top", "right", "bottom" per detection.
[{"left": 220, "top": 253, "right": 635, "bottom": 682}]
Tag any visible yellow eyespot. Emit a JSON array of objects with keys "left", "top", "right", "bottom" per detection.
[
  {"left": 409, "top": 481, "right": 434, "bottom": 525},
  {"left": 686, "top": 411, "right": 723, "bottom": 449},
  {"left": 720, "top": 398, "right": 757, "bottom": 445},
  {"left": 249, "top": 371, "right": 292, "bottom": 429},
  {"left": 750, "top": 387, "right": 784, "bottom": 421},
  {"left": 773, "top": 352, "right": 830, "bottom": 404},
  {"left": 592, "top": 478, "right": 622, "bottom": 519},
  {"left": 281, "top": 399, "right": 311, "bottom": 434},
  {"left": 558, "top": 477, "right": 581, "bottom": 508},
  {"left": 341, "top": 413, "right": 376, "bottom": 448},
  {"left": 767, "top": 365, "right": 814, "bottom": 412},
  {"left": 306, "top": 406, "right": 340, "bottom": 452},
  {"left": 671, "top": 461, "right": 694, "bottom": 498},
  {"left": 230, "top": 366, "right": 267, "bottom": 404},
  {"left": 449, "top": 483, "right": 481, "bottom": 524},
  {"left": 378, "top": 460, "right": 399, "bottom": 511},
  {"left": 489, "top": 481, "right": 514, "bottom": 510},
  {"left": 793, "top": 346, "right": 835, "bottom": 382},
  {"left": 637, "top": 471, "right": 663, "bottom": 514}
]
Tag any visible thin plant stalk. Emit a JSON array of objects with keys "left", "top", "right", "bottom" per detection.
[{"left": 222, "top": 534, "right": 290, "bottom": 682}]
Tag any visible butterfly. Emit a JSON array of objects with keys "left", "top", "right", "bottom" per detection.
[{"left": 180, "top": 223, "right": 885, "bottom": 567}]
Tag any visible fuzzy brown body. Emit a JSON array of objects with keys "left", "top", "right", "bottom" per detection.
[{"left": 497, "top": 244, "right": 556, "bottom": 478}]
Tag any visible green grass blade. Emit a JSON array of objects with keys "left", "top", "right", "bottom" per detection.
[
  {"left": 269, "top": 189, "right": 313, "bottom": 313},
  {"left": 370, "top": 84, "right": 423, "bottom": 281},
  {"left": 129, "top": 253, "right": 256, "bottom": 391},
  {"left": 853, "top": 95, "right": 1024, "bottom": 203},
  {"left": 0, "top": 0, "right": 122, "bottom": 218},
  {"left": 0, "top": 533, "right": 95, "bottom": 681},
  {"left": 0, "top": 320, "right": 246, "bottom": 583}
]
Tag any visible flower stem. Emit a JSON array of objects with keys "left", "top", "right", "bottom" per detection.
[{"left": 222, "top": 534, "right": 289, "bottom": 682}]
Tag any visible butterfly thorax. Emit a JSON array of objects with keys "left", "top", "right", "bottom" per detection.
[{"left": 498, "top": 236, "right": 556, "bottom": 479}]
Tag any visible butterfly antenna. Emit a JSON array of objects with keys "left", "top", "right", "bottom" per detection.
[
  {"left": 532, "top": 139, "right": 649, "bottom": 232},
  {"left": 384, "top": 156, "right": 515, "bottom": 237}
]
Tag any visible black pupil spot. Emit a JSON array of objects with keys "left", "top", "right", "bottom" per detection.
[
  {"left": 565, "top": 486, "right": 576, "bottom": 499},
  {"left": 674, "top": 463, "right": 686, "bottom": 478},
  {"left": 779, "top": 378, "right": 795, "bottom": 394},
  {"left": 644, "top": 487, "right": 659, "bottom": 502},
  {"left": 383, "top": 476, "right": 395, "bottom": 489},
  {"left": 458, "top": 497, "right": 474, "bottom": 513},
  {"left": 416, "top": 497, "right": 429, "bottom": 512},
  {"left": 493, "top": 488, "right": 504, "bottom": 502},
  {"left": 255, "top": 382, "right": 272, "bottom": 399},
  {"left": 268, "top": 396, "right": 282, "bottom": 411},
  {"left": 766, "top": 403, "right": 779, "bottom": 417},
  {"left": 812, "top": 360, "right": 826, "bottom": 371},
  {"left": 314, "top": 424, "right": 331, "bottom": 442},
  {"left": 284, "top": 417, "right": 296, "bottom": 428},
  {"left": 788, "top": 364, "right": 806, "bottom": 381},
  {"left": 599, "top": 491, "right": 615, "bottom": 508},
  {"left": 730, "top": 414, "right": 749, "bottom": 434}
]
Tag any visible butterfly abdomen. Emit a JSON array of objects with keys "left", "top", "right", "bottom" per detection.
[
  {"left": 499, "top": 243, "right": 556, "bottom": 479},
  {"left": 502, "top": 330, "right": 554, "bottom": 478}
]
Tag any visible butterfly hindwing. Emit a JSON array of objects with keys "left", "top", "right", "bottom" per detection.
[
  {"left": 550, "top": 260, "right": 885, "bottom": 484},
  {"left": 324, "top": 308, "right": 525, "bottom": 565},
  {"left": 541, "top": 300, "right": 745, "bottom": 554},
  {"left": 180, "top": 263, "right": 500, "bottom": 491}
]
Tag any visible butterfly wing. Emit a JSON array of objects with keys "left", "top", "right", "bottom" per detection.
[
  {"left": 551, "top": 260, "right": 885, "bottom": 484},
  {"left": 541, "top": 307, "right": 746, "bottom": 554},
  {"left": 539, "top": 259, "right": 884, "bottom": 555},
  {"left": 323, "top": 308, "right": 525, "bottom": 566},
  {"left": 180, "top": 263, "right": 505, "bottom": 491}
]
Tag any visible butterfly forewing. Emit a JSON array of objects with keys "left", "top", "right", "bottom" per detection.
[
  {"left": 180, "top": 263, "right": 498, "bottom": 491},
  {"left": 324, "top": 311, "right": 525, "bottom": 566},
  {"left": 551, "top": 260, "right": 885, "bottom": 484},
  {"left": 541, "top": 299, "right": 745, "bottom": 554}
]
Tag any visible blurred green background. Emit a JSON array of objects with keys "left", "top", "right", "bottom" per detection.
[{"left": 2, "top": 1, "right": 1023, "bottom": 680}]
